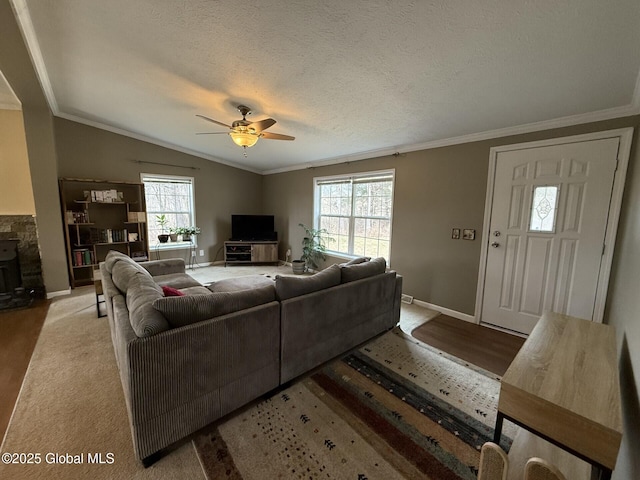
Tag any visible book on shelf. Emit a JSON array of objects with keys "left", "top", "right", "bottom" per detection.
[
  {"left": 72, "top": 248, "right": 94, "bottom": 266},
  {"left": 99, "top": 228, "right": 128, "bottom": 243}
]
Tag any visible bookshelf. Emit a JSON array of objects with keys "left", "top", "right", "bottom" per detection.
[{"left": 59, "top": 178, "right": 149, "bottom": 287}]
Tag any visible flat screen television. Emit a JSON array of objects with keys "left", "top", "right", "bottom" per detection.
[{"left": 231, "top": 214, "right": 276, "bottom": 241}]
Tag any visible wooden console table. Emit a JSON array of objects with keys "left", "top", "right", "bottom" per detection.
[
  {"left": 493, "top": 312, "right": 622, "bottom": 480},
  {"left": 224, "top": 241, "right": 279, "bottom": 266}
]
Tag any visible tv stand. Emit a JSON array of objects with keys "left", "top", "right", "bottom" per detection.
[{"left": 224, "top": 241, "right": 279, "bottom": 266}]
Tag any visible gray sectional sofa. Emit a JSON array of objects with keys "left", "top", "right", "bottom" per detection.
[{"left": 100, "top": 251, "right": 402, "bottom": 464}]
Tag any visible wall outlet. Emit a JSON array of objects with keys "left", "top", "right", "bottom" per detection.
[
  {"left": 191, "top": 251, "right": 196, "bottom": 257},
  {"left": 199, "top": 249, "right": 204, "bottom": 256}
]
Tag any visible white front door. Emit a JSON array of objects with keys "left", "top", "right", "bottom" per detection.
[{"left": 480, "top": 137, "right": 620, "bottom": 335}]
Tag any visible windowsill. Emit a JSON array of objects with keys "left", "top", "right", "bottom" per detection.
[
  {"left": 325, "top": 251, "right": 360, "bottom": 261},
  {"left": 150, "top": 241, "right": 195, "bottom": 251}
]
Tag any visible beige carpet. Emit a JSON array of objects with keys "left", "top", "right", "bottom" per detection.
[{"left": 0, "top": 289, "right": 204, "bottom": 480}]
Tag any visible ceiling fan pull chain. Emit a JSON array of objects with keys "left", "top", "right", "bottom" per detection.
[{"left": 243, "top": 146, "right": 248, "bottom": 157}]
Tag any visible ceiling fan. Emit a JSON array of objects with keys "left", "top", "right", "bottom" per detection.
[{"left": 196, "top": 105, "right": 294, "bottom": 156}]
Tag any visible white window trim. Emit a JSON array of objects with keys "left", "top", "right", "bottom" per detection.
[
  {"left": 141, "top": 173, "right": 196, "bottom": 250},
  {"left": 313, "top": 169, "right": 395, "bottom": 264}
]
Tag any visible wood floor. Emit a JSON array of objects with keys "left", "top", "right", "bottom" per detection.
[
  {"left": 0, "top": 300, "right": 49, "bottom": 443},
  {"left": 410, "top": 314, "right": 526, "bottom": 376}
]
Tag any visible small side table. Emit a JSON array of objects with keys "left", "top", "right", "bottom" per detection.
[{"left": 95, "top": 277, "right": 106, "bottom": 318}]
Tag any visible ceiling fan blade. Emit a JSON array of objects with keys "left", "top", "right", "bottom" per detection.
[
  {"left": 196, "top": 114, "right": 231, "bottom": 129},
  {"left": 249, "top": 118, "right": 276, "bottom": 133},
  {"left": 196, "top": 132, "right": 229, "bottom": 135},
  {"left": 261, "top": 131, "right": 295, "bottom": 141}
]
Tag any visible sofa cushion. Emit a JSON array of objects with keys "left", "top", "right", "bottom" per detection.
[
  {"left": 153, "top": 273, "right": 202, "bottom": 289},
  {"left": 209, "top": 275, "right": 274, "bottom": 292},
  {"left": 179, "top": 286, "right": 213, "bottom": 296},
  {"left": 161, "top": 285, "right": 184, "bottom": 297},
  {"left": 126, "top": 272, "right": 170, "bottom": 337},
  {"left": 104, "top": 250, "right": 129, "bottom": 273},
  {"left": 152, "top": 285, "right": 276, "bottom": 328},
  {"left": 112, "top": 258, "right": 153, "bottom": 293},
  {"left": 275, "top": 264, "right": 341, "bottom": 301},
  {"left": 341, "top": 256, "right": 370, "bottom": 266},
  {"left": 341, "top": 257, "right": 387, "bottom": 283},
  {"left": 104, "top": 250, "right": 143, "bottom": 274}
]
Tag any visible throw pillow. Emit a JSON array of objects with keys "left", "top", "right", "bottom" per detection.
[
  {"left": 161, "top": 285, "right": 185, "bottom": 297},
  {"left": 153, "top": 285, "right": 276, "bottom": 328},
  {"left": 275, "top": 264, "right": 341, "bottom": 301},
  {"left": 340, "top": 256, "right": 386, "bottom": 283}
]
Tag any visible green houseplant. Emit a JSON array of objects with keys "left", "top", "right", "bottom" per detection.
[
  {"left": 156, "top": 214, "right": 169, "bottom": 243},
  {"left": 297, "top": 223, "right": 332, "bottom": 273},
  {"left": 180, "top": 226, "right": 201, "bottom": 242}
]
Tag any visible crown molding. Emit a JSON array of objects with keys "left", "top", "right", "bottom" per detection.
[
  {"left": 11, "top": 0, "right": 58, "bottom": 114},
  {"left": 263, "top": 103, "right": 640, "bottom": 175},
  {"left": 55, "top": 112, "right": 262, "bottom": 174}
]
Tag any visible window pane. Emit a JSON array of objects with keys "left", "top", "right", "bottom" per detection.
[
  {"left": 142, "top": 175, "right": 195, "bottom": 247},
  {"left": 529, "top": 185, "right": 559, "bottom": 232},
  {"left": 316, "top": 172, "right": 394, "bottom": 262}
]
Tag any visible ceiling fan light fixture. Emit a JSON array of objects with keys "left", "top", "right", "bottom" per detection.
[{"left": 229, "top": 131, "right": 259, "bottom": 148}]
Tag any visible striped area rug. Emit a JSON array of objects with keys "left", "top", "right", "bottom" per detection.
[{"left": 193, "top": 328, "right": 515, "bottom": 479}]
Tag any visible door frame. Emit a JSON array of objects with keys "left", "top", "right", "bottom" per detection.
[{"left": 474, "top": 128, "right": 634, "bottom": 326}]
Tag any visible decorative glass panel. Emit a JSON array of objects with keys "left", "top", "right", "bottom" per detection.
[{"left": 529, "top": 185, "right": 559, "bottom": 232}]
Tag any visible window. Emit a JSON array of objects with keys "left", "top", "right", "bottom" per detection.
[
  {"left": 314, "top": 170, "right": 394, "bottom": 261},
  {"left": 141, "top": 174, "right": 195, "bottom": 248}
]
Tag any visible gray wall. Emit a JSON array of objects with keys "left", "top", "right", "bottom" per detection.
[
  {"left": 54, "top": 118, "right": 264, "bottom": 265},
  {"left": 0, "top": 1, "right": 68, "bottom": 294},
  {"left": 264, "top": 116, "right": 640, "bottom": 315},
  {"left": 605, "top": 127, "right": 640, "bottom": 480}
]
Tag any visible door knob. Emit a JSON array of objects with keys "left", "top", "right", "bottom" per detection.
[{"left": 491, "top": 242, "right": 500, "bottom": 248}]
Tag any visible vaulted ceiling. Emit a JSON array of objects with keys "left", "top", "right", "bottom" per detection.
[{"left": 10, "top": 0, "right": 640, "bottom": 173}]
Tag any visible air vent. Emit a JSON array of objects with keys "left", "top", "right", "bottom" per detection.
[{"left": 401, "top": 294, "right": 414, "bottom": 304}]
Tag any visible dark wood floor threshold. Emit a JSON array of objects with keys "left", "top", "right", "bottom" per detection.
[
  {"left": 410, "top": 314, "right": 525, "bottom": 376},
  {"left": 0, "top": 300, "right": 50, "bottom": 442}
]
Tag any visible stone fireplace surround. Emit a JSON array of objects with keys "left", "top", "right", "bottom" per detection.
[{"left": 0, "top": 215, "right": 45, "bottom": 299}]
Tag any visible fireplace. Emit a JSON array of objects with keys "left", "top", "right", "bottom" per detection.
[
  {"left": 0, "top": 240, "right": 21, "bottom": 292},
  {"left": 0, "top": 215, "right": 45, "bottom": 304}
]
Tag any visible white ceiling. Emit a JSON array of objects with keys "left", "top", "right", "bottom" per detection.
[{"left": 12, "top": 0, "right": 640, "bottom": 174}]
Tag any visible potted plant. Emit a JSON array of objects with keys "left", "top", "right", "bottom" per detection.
[
  {"left": 297, "top": 223, "right": 332, "bottom": 273},
  {"left": 168, "top": 227, "right": 179, "bottom": 242},
  {"left": 181, "top": 226, "right": 201, "bottom": 242},
  {"left": 156, "top": 214, "right": 169, "bottom": 243}
]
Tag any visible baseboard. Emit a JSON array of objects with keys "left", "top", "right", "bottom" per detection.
[
  {"left": 46, "top": 288, "right": 71, "bottom": 299},
  {"left": 412, "top": 299, "right": 476, "bottom": 324},
  {"left": 190, "top": 261, "right": 215, "bottom": 268}
]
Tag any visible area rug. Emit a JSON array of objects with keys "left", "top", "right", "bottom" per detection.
[{"left": 194, "top": 328, "right": 515, "bottom": 480}]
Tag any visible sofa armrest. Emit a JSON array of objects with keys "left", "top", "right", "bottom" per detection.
[
  {"left": 140, "top": 258, "right": 185, "bottom": 276},
  {"left": 393, "top": 274, "right": 403, "bottom": 325}
]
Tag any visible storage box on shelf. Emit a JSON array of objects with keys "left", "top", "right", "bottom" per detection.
[{"left": 59, "top": 178, "right": 149, "bottom": 287}]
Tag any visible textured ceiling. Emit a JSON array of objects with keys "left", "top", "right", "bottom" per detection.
[{"left": 12, "top": 0, "right": 640, "bottom": 173}]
